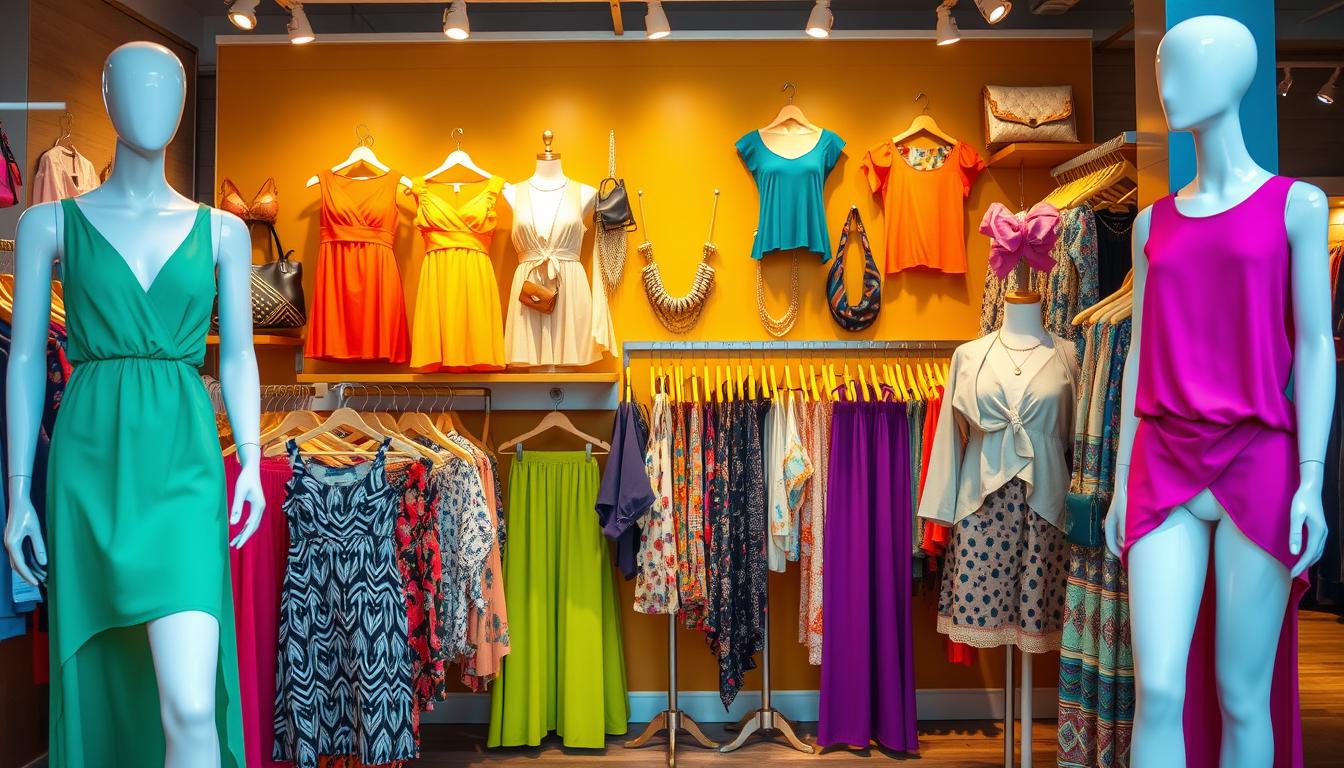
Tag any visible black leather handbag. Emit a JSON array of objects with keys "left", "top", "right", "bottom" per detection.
[
  {"left": 595, "top": 176, "right": 637, "bottom": 233},
  {"left": 249, "top": 223, "right": 306, "bottom": 329}
]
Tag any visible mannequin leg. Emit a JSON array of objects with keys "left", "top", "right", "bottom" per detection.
[
  {"left": 1128, "top": 507, "right": 1212, "bottom": 768},
  {"left": 147, "top": 610, "right": 222, "bottom": 768},
  {"left": 1212, "top": 516, "right": 1291, "bottom": 768}
]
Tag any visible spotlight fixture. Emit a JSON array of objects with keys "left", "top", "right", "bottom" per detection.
[
  {"left": 1319, "top": 67, "right": 1341, "bottom": 105},
  {"left": 442, "top": 1, "right": 470, "bottom": 40},
  {"left": 1278, "top": 67, "right": 1293, "bottom": 97},
  {"left": 287, "top": 2, "right": 314, "bottom": 45},
  {"left": 227, "top": 0, "right": 260, "bottom": 31},
  {"left": 805, "top": 0, "right": 833, "bottom": 39},
  {"left": 936, "top": 4, "right": 961, "bottom": 46},
  {"left": 974, "top": 0, "right": 1011, "bottom": 24},
  {"left": 645, "top": 0, "right": 671, "bottom": 40}
]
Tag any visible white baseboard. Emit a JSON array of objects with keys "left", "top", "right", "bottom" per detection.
[{"left": 420, "top": 688, "right": 1059, "bottom": 725}]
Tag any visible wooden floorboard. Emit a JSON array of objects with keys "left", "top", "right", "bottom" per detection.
[{"left": 416, "top": 609, "right": 1344, "bottom": 765}]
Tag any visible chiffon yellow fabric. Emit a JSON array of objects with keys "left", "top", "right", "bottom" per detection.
[{"left": 409, "top": 175, "right": 507, "bottom": 371}]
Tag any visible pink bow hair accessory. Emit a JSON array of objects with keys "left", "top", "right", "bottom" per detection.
[{"left": 980, "top": 201, "right": 1061, "bottom": 280}]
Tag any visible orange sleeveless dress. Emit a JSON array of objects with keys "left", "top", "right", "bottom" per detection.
[
  {"left": 408, "top": 176, "right": 507, "bottom": 371},
  {"left": 305, "top": 170, "right": 410, "bottom": 363}
]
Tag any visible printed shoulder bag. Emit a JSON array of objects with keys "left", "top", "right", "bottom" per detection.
[{"left": 826, "top": 207, "right": 882, "bottom": 332}]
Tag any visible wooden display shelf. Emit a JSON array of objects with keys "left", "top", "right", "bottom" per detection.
[
  {"left": 206, "top": 334, "right": 304, "bottom": 347},
  {"left": 987, "top": 142, "right": 1102, "bottom": 169},
  {"left": 294, "top": 371, "right": 620, "bottom": 385}
]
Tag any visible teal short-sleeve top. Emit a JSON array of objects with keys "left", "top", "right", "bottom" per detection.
[{"left": 736, "top": 128, "right": 845, "bottom": 261}]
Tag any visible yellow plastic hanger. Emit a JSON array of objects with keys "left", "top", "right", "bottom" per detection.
[
  {"left": 869, "top": 364, "right": 883, "bottom": 400},
  {"left": 675, "top": 365, "right": 685, "bottom": 404},
  {"left": 649, "top": 365, "right": 657, "bottom": 402},
  {"left": 770, "top": 365, "right": 780, "bottom": 400}
]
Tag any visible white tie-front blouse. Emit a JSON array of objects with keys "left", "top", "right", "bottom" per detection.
[{"left": 917, "top": 332, "right": 1078, "bottom": 530}]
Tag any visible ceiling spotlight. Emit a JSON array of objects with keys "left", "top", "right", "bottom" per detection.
[
  {"left": 287, "top": 2, "right": 314, "bottom": 45},
  {"left": 936, "top": 5, "right": 961, "bottom": 46},
  {"left": 646, "top": 0, "right": 671, "bottom": 40},
  {"left": 1278, "top": 67, "right": 1293, "bottom": 97},
  {"left": 443, "top": 1, "right": 470, "bottom": 40},
  {"left": 1319, "top": 67, "right": 1341, "bottom": 105},
  {"left": 227, "top": 0, "right": 260, "bottom": 31},
  {"left": 806, "top": 0, "right": 833, "bottom": 39},
  {"left": 974, "top": 0, "right": 1012, "bottom": 24}
]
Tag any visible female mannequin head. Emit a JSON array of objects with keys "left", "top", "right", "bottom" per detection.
[
  {"left": 1156, "top": 15, "right": 1257, "bottom": 132},
  {"left": 102, "top": 41, "right": 186, "bottom": 154}
]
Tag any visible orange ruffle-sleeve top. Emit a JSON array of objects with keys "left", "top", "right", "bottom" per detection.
[{"left": 860, "top": 140, "right": 986, "bottom": 275}]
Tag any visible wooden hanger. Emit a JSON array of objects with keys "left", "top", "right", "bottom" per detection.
[
  {"left": 1073, "top": 270, "right": 1133, "bottom": 325},
  {"left": 263, "top": 403, "right": 435, "bottom": 463},
  {"left": 393, "top": 386, "right": 475, "bottom": 462},
  {"left": 760, "top": 82, "right": 821, "bottom": 134},
  {"left": 891, "top": 92, "right": 956, "bottom": 146},
  {"left": 307, "top": 124, "right": 413, "bottom": 189},
  {"left": 420, "top": 128, "right": 495, "bottom": 183},
  {"left": 498, "top": 390, "right": 610, "bottom": 456}
]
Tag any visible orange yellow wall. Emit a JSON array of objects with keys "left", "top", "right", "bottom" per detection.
[{"left": 216, "top": 37, "right": 1091, "bottom": 696}]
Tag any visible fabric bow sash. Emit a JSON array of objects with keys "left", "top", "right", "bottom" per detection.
[
  {"left": 980, "top": 202, "right": 1061, "bottom": 279},
  {"left": 984, "top": 405, "right": 1035, "bottom": 462}
]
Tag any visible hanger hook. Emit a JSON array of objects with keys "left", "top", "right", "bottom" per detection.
[
  {"left": 355, "top": 123, "right": 374, "bottom": 148},
  {"left": 452, "top": 128, "right": 464, "bottom": 151},
  {"left": 915, "top": 92, "right": 929, "bottom": 114},
  {"left": 782, "top": 82, "right": 796, "bottom": 104},
  {"left": 550, "top": 387, "right": 564, "bottom": 412}
]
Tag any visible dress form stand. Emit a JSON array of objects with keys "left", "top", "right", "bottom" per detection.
[
  {"left": 719, "top": 578, "right": 814, "bottom": 755},
  {"left": 998, "top": 261, "right": 1047, "bottom": 768},
  {"left": 624, "top": 615, "right": 718, "bottom": 766}
]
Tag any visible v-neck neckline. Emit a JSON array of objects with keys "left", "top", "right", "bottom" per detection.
[
  {"left": 421, "top": 176, "right": 498, "bottom": 215},
  {"left": 525, "top": 181, "right": 569, "bottom": 249},
  {"left": 69, "top": 201, "right": 206, "bottom": 296}
]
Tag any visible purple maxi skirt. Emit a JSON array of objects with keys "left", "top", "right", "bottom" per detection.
[{"left": 817, "top": 400, "right": 919, "bottom": 752}]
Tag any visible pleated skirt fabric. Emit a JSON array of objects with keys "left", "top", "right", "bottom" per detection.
[
  {"left": 410, "top": 247, "right": 505, "bottom": 371},
  {"left": 305, "top": 240, "right": 410, "bottom": 363},
  {"left": 488, "top": 451, "right": 628, "bottom": 748}
]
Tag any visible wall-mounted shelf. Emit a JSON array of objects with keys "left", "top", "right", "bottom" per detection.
[
  {"left": 295, "top": 372, "right": 619, "bottom": 385},
  {"left": 987, "top": 142, "right": 1102, "bottom": 169},
  {"left": 207, "top": 334, "right": 304, "bottom": 347}
]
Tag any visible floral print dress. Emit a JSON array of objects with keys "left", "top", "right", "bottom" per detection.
[{"left": 635, "top": 392, "right": 679, "bottom": 614}]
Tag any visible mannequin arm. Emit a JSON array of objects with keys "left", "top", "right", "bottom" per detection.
[
  {"left": 1104, "top": 205, "right": 1152, "bottom": 557},
  {"left": 1285, "top": 181, "right": 1335, "bottom": 575},
  {"left": 213, "top": 210, "right": 266, "bottom": 549},
  {"left": 3, "top": 203, "right": 61, "bottom": 584}
]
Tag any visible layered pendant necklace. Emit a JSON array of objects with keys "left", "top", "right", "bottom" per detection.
[
  {"left": 996, "top": 330, "right": 1043, "bottom": 375},
  {"left": 639, "top": 190, "right": 719, "bottom": 333}
]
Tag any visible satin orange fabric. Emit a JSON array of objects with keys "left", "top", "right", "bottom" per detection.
[{"left": 305, "top": 170, "right": 410, "bottom": 363}]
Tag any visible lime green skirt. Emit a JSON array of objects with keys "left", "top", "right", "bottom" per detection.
[{"left": 488, "top": 451, "right": 628, "bottom": 748}]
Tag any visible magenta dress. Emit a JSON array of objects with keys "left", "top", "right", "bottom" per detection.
[
  {"left": 226, "top": 455, "right": 294, "bottom": 768},
  {"left": 1126, "top": 175, "right": 1304, "bottom": 768}
]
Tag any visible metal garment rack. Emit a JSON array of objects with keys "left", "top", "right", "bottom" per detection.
[
  {"left": 622, "top": 339, "right": 964, "bottom": 758},
  {"left": 324, "top": 382, "right": 493, "bottom": 414},
  {"left": 624, "top": 615, "right": 719, "bottom": 766}
]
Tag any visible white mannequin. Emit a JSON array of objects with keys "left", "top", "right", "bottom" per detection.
[
  {"left": 1104, "top": 16, "right": 1333, "bottom": 768},
  {"left": 502, "top": 148, "right": 597, "bottom": 231},
  {"left": 2, "top": 42, "right": 264, "bottom": 768}
]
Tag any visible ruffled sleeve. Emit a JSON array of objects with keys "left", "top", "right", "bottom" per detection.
[
  {"left": 957, "top": 142, "right": 987, "bottom": 197},
  {"left": 467, "top": 176, "right": 507, "bottom": 234},
  {"left": 860, "top": 141, "right": 893, "bottom": 195}
]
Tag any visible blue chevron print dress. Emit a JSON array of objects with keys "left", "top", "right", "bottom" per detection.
[{"left": 273, "top": 438, "right": 417, "bottom": 767}]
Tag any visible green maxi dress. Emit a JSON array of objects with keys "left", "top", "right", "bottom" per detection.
[
  {"left": 488, "top": 451, "right": 628, "bottom": 748},
  {"left": 46, "top": 199, "right": 245, "bottom": 766}
]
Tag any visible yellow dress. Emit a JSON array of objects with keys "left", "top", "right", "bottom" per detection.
[{"left": 409, "top": 175, "right": 507, "bottom": 371}]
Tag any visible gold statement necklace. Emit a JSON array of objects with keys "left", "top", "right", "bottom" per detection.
[{"left": 638, "top": 190, "right": 719, "bottom": 334}]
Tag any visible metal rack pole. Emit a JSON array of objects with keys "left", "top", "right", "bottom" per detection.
[
  {"left": 719, "top": 578, "right": 813, "bottom": 755},
  {"left": 1004, "top": 646, "right": 1016, "bottom": 768},
  {"left": 625, "top": 615, "right": 718, "bottom": 766}
]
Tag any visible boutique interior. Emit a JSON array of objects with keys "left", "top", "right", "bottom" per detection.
[{"left": 3, "top": 1, "right": 1344, "bottom": 767}]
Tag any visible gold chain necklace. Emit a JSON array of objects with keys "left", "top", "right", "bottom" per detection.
[
  {"left": 756, "top": 253, "right": 801, "bottom": 337},
  {"left": 996, "top": 331, "right": 1043, "bottom": 376}
]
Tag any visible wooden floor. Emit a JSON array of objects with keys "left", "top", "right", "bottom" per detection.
[{"left": 416, "top": 610, "right": 1344, "bottom": 766}]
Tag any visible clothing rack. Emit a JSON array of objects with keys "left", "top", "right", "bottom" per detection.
[
  {"left": 328, "top": 382, "right": 493, "bottom": 414},
  {"left": 621, "top": 339, "right": 962, "bottom": 367},
  {"left": 623, "top": 614, "right": 719, "bottom": 766},
  {"left": 1049, "top": 131, "right": 1137, "bottom": 181}
]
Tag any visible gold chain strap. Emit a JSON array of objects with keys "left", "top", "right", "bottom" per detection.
[
  {"left": 640, "top": 241, "right": 716, "bottom": 333},
  {"left": 596, "top": 129, "right": 626, "bottom": 291},
  {"left": 756, "top": 253, "right": 800, "bottom": 337}
]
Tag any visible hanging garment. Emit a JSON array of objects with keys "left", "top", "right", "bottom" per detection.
[
  {"left": 1094, "top": 207, "right": 1136, "bottom": 298},
  {"left": 226, "top": 454, "right": 293, "bottom": 768},
  {"left": 765, "top": 397, "right": 788, "bottom": 571},
  {"left": 488, "top": 451, "right": 628, "bottom": 748},
  {"left": 782, "top": 393, "right": 812, "bottom": 563},
  {"left": 679, "top": 402, "right": 710, "bottom": 630},
  {"left": 817, "top": 399, "right": 918, "bottom": 752},
  {"left": 1127, "top": 176, "right": 1305, "bottom": 768},
  {"left": 454, "top": 434, "right": 510, "bottom": 693},
  {"left": 389, "top": 459, "right": 444, "bottom": 724},
  {"left": 429, "top": 450, "right": 493, "bottom": 666},
  {"left": 596, "top": 402, "right": 653, "bottom": 580},
  {"left": 504, "top": 183, "right": 614, "bottom": 367},
  {"left": 409, "top": 176, "right": 507, "bottom": 371},
  {"left": 305, "top": 170, "right": 410, "bottom": 363},
  {"left": 860, "top": 140, "right": 986, "bottom": 274},
  {"left": 32, "top": 146, "right": 99, "bottom": 204},
  {"left": 45, "top": 200, "right": 244, "bottom": 766},
  {"left": 906, "top": 397, "right": 926, "bottom": 558},
  {"left": 635, "top": 392, "right": 679, "bottom": 614},
  {"left": 797, "top": 398, "right": 831, "bottom": 665},
  {"left": 735, "top": 128, "right": 845, "bottom": 261},
  {"left": 274, "top": 439, "right": 417, "bottom": 767}
]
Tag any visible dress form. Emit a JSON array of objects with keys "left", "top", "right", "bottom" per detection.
[
  {"left": 1103, "top": 16, "right": 1333, "bottom": 768},
  {"left": 503, "top": 131, "right": 597, "bottom": 227},
  {"left": 3, "top": 42, "right": 263, "bottom": 768}
]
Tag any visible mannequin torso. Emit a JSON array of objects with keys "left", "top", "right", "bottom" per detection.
[
  {"left": 990, "top": 298, "right": 1053, "bottom": 405},
  {"left": 503, "top": 157, "right": 596, "bottom": 230}
]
